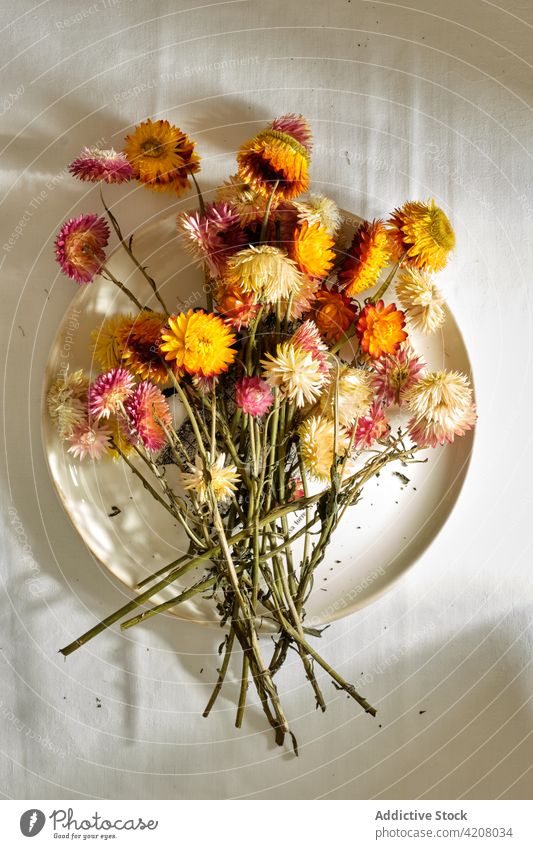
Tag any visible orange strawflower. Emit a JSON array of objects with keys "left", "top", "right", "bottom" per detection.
[
  {"left": 124, "top": 119, "right": 200, "bottom": 195},
  {"left": 311, "top": 287, "right": 356, "bottom": 344},
  {"left": 356, "top": 299, "right": 407, "bottom": 359},
  {"left": 117, "top": 311, "right": 170, "bottom": 384},
  {"left": 339, "top": 219, "right": 391, "bottom": 297},
  {"left": 237, "top": 117, "right": 311, "bottom": 201},
  {"left": 214, "top": 282, "right": 260, "bottom": 331},
  {"left": 290, "top": 221, "right": 335, "bottom": 279},
  {"left": 161, "top": 310, "right": 236, "bottom": 378},
  {"left": 388, "top": 199, "right": 455, "bottom": 272}
]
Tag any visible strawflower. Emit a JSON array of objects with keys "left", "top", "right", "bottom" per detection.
[
  {"left": 177, "top": 202, "right": 246, "bottom": 278},
  {"left": 124, "top": 380, "right": 172, "bottom": 452},
  {"left": 291, "top": 319, "right": 331, "bottom": 376},
  {"left": 283, "top": 274, "right": 320, "bottom": 321},
  {"left": 320, "top": 365, "right": 373, "bottom": 426},
  {"left": 372, "top": 342, "right": 426, "bottom": 407},
  {"left": 180, "top": 453, "right": 240, "bottom": 504},
  {"left": 388, "top": 199, "right": 455, "bottom": 272},
  {"left": 67, "top": 420, "right": 111, "bottom": 461},
  {"left": 396, "top": 266, "right": 446, "bottom": 334},
  {"left": 124, "top": 119, "right": 199, "bottom": 195},
  {"left": 235, "top": 376, "right": 274, "bottom": 417},
  {"left": 339, "top": 219, "right": 391, "bottom": 297},
  {"left": 161, "top": 310, "right": 237, "bottom": 378},
  {"left": 69, "top": 147, "right": 134, "bottom": 183},
  {"left": 214, "top": 281, "right": 259, "bottom": 330},
  {"left": 237, "top": 115, "right": 311, "bottom": 200},
  {"left": 270, "top": 114, "right": 313, "bottom": 152},
  {"left": 356, "top": 299, "right": 407, "bottom": 359},
  {"left": 310, "top": 286, "right": 356, "bottom": 344},
  {"left": 299, "top": 415, "right": 349, "bottom": 483},
  {"left": 55, "top": 214, "right": 109, "bottom": 283},
  {"left": 262, "top": 342, "right": 326, "bottom": 407},
  {"left": 405, "top": 370, "right": 476, "bottom": 447},
  {"left": 91, "top": 314, "right": 132, "bottom": 372},
  {"left": 118, "top": 311, "right": 170, "bottom": 384},
  {"left": 191, "top": 375, "right": 218, "bottom": 396},
  {"left": 225, "top": 245, "right": 303, "bottom": 304},
  {"left": 293, "top": 194, "right": 341, "bottom": 236},
  {"left": 290, "top": 221, "right": 335, "bottom": 279},
  {"left": 215, "top": 175, "right": 268, "bottom": 226},
  {"left": 353, "top": 402, "right": 390, "bottom": 449},
  {"left": 88, "top": 367, "right": 135, "bottom": 420},
  {"left": 47, "top": 369, "right": 89, "bottom": 439}
]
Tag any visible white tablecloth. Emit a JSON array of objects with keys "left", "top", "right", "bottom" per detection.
[{"left": 1, "top": 0, "right": 532, "bottom": 800}]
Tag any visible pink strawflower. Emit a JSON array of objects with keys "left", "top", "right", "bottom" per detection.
[
  {"left": 354, "top": 402, "right": 390, "bottom": 449},
  {"left": 270, "top": 114, "right": 313, "bottom": 152},
  {"left": 235, "top": 376, "right": 274, "bottom": 417},
  {"left": 124, "top": 380, "right": 172, "bottom": 452},
  {"left": 67, "top": 419, "right": 111, "bottom": 461},
  {"left": 55, "top": 214, "right": 110, "bottom": 283},
  {"left": 88, "top": 368, "right": 135, "bottom": 420},
  {"left": 69, "top": 147, "right": 134, "bottom": 184},
  {"left": 291, "top": 319, "right": 331, "bottom": 376},
  {"left": 177, "top": 202, "right": 247, "bottom": 278},
  {"left": 372, "top": 342, "right": 426, "bottom": 407}
]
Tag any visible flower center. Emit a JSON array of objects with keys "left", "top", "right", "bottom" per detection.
[
  {"left": 391, "top": 364, "right": 409, "bottom": 388},
  {"left": 140, "top": 138, "right": 165, "bottom": 158},
  {"left": 83, "top": 430, "right": 96, "bottom": 446},
  {"left": 430, "top": 211, "right": 455, "bottom": 250}
]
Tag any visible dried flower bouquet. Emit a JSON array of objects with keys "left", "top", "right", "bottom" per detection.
[{"left": 48, "top": 115, "right": 475, "bottom": 748}]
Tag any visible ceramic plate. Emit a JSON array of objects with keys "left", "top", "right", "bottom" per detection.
[{"left": 42, "top": 212, "right": 474, "bottom": 626}]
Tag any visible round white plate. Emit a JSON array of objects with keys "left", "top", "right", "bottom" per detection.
[{"left": 42, "top": 212, "right": 474, "bottom": 627}]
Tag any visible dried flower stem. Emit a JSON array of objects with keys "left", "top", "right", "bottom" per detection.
[
  {"left": 371, "top": 252, "right": 407, "bottom": 304},
  {"left": 100, "top": 189, "right": 169, "bottom": 315},
  {"left": 101, "top": 264, "right": 145, "bottom": 311}
]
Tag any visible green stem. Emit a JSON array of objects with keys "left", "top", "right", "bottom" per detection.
[
  {"left": 260, "top": 181, "right": 279, "bottom": 241},
  {"left": 59, "top": 469, "right": 388, "bottom": 657},
  {"left": 371, "top": 252, "right": 406, "bottom": 304},
  {"left": 122, "top": 575, "right": 217, "bottom": 629},
  {"left": 135, "top": 552, "right": 191, "bottom": 589},
  {"left": 191, "top": 172, "right": 206, "bottom": 216},
  {"left": 100, "top": 189, "right": 169, "bottom": 315},
  {"left": 101, "top": 264, "right": 145, "bottom": 312},
  {"left": 203, "top": 622, "right": 236, "bottom": 718},
  {"left": 275, "top": 610, "right": 376, "bottom": 716},
  {"left": 113, "top": 443, "right": 181, "bottom": 522},
  {"left": 235, "top": 653, "right": 250, "bottom": 728}
]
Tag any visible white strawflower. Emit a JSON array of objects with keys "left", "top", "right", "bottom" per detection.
[
  {"left": 320, "top": 365, "right": 373, "bottom": 426},
  {"left": 299, "top": 415, "right": 350, "bottom": 483},
  {"left": 180, "top": 453, "right": 240, "bottom": 504},
  {"left": 396, "top": 266, "right": 446, "bottom": 334},
  {"left": 261, "top": 342, "right": 326, "bottom": 407},
  {"left": 47, "top": 369, "right": 89, "bottom": 438},
  {"left": 225, "top": 245, "right": 303, "bottom": 304},
  {"left": 294, "top": 194, "right": 342, "bottom": 236}
]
